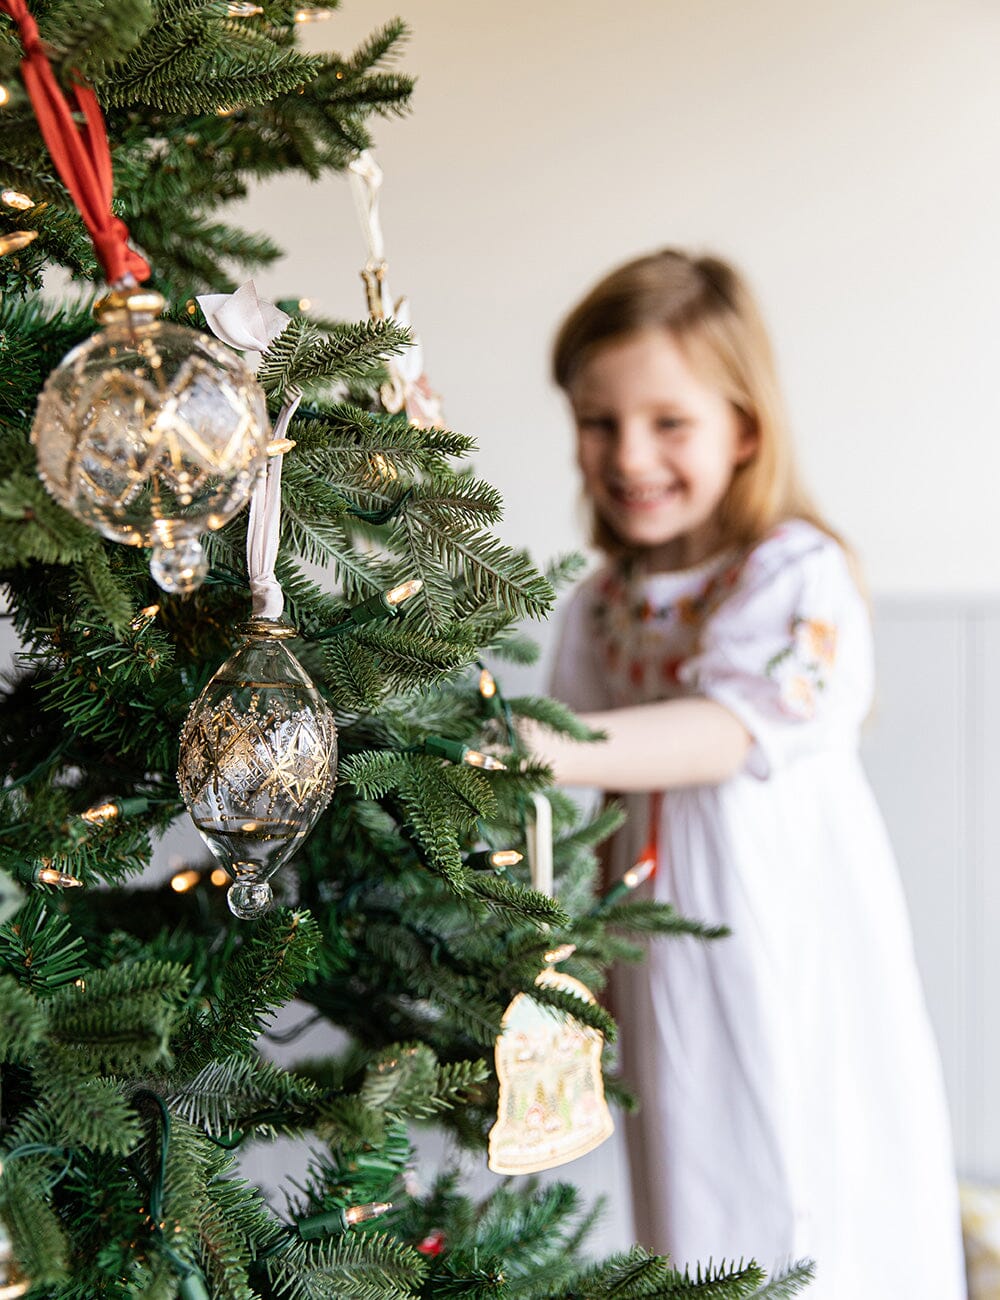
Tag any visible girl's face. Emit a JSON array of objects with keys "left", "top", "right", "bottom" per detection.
[{"left": 570, "top": 329, "right": 757, "bottom": 570}]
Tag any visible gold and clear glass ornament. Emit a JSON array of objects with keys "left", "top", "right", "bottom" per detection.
[
  {"left": 177, "top": 620, "right": 337, "bottom": 919},
  {"left": 32, "top": 289, "right": 269, "bottom": 595}
]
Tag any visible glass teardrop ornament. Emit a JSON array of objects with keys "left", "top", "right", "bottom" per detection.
[{"left": 177, "top": 620, "right": 337, "bottom": 918}]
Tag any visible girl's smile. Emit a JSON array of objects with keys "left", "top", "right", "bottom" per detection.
[{"left": 570, "top": 329, "right": 757, "bottom": 571}]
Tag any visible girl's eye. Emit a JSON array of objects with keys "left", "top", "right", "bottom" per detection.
[
  {"left": 655, "top": 416, "right": 688, "bottom": 432},
  {"left": 577, "top": 416, "right": 615, "bottom": 435}
]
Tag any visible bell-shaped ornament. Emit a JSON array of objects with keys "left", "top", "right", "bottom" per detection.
[
  {"left": 32, "top": 289, "right": 270, "bottom": 596},
  {"left": 177, "top": 620, "right": 337, "bottom": 919},
  {"left": 488, "top": 966, "right": 614, "bottom": 1175}
]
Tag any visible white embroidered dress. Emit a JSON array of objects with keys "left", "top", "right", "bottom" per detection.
[{"left": 550, "top": 519, "right": 966, "bottom": 1297}]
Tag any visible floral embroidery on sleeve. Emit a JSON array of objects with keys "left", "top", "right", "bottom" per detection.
[{"left": 766, "top": 617, "right": 838, "bottom": 719}]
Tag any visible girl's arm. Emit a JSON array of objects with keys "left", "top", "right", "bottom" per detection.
[{"left": 522, "top": 697, "right": 752, "bottom": 791}]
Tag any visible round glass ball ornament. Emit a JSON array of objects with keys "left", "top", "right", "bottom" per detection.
[
  {"left": 31, "top": 289, "right": 270, "bottom": 595},
  {"left": 177, "top": 620, "right": 338, "bottom": 919}
]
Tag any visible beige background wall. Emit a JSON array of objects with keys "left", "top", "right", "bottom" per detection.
[{"left": 246, "top": 0, "right": 1000, "bottom": 598}]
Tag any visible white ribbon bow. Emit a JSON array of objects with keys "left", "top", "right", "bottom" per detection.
[
  {"left": 198, "top": 281, "right": 297, "bottom": 621},
  {"left": 196, "top": 280, "right": 290, "bottom": 354}
]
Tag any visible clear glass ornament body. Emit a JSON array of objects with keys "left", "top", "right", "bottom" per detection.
[
  {"left": 177, "top": 621, "right": 337, "bottom": 918},
  {"left": 31, "top": 310, "right": 269, "bottom": 594}
]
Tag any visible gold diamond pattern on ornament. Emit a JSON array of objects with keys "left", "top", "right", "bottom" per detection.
[
  {"left": 151, "top": 354, "right": 259, "bottom": 485},
  {"left": 177, "top": 623, "right": 338, "bottom": 919},
  {"left": 71, "top": 370, "right": 161, "bottom": 516},
  {"left": 70, "top": 357, "right": 258, "bottom": 523},
  {"left": 257, "top": 713, "right": 336, "bottom": 807},
  {"left": 180, "top": 698, "right": 334, "bottom": 819}
]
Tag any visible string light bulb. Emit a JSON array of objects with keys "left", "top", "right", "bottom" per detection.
[
  {"left": 318, "top": 579, "right": 423, "bottom": 637},
  {"left": 591, "top": 851, "right": 657, "bottom": 913},
  {"left": 368, "top": 452, "right": 398, "bottom": 482},
  {"left": 210, "top": 867, "right": 230, "bottom": 886},
  {"left": 1, "top": 191, "right": 33, "bottom": 211},
  {"left": 623, "top": 854, "right": 656, "bottom": 890},
  {"left": 421, "top": 736, "right": 507, "bottom": 770},
  {"left": 297, "top": 298, "right": 312, "bottom": 311},
  {"left": 293, "top": 7, "right": 333, "bottom": 20},
  {"left": 343, "top": 1202, "right": 392, "bottom": 1226},
  {"left": 384, "top": 580, "right": 422, "bottom": 607},
  {"left": 0, "top": 230, "right": 37, "bottom": 256},
  {"left": 129, "top": 604, "right": 160, "bottom": 631},
  {"left": 468, "top": 848, "right": 522, "bottom": 872},
  {"left": 488, "top": 849, "right": 522, "bottom": 868},
  {"left": 80, "top": 802, "right": 119, "bottom": 827},
  {"left": 0, "top": 87, "right": 9, "bottom": 107},
  {"left": 170, "top": 869, "right": 200, "bottom": 894},
  {"left": 35, "top": 864, "right": 82, "bottom": 888},
  {"left": 77, "top": 795, "right": 153, "bottom": 830},
  {"left": 478, "top": 668, "right": 497, "bottom": 699},
  {"left": 295, "top": 1201, "right": 392, "bottom": 1240}
]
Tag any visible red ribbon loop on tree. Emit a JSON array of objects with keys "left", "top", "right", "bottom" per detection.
[{"left": 0, "top": 0, "right": 150, "bottom": 285}]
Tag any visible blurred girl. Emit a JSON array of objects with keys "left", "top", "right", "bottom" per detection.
[{"left": 533, "top": 249, "right": 966, "bottom": 1297}]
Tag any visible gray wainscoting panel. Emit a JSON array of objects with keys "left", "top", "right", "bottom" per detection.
[
  {"left": 971, "top": 612, "right": 1000, "bottom": 1180},
  {"left": 862, "top": 600, "right": 997, "bottom": 1181}
]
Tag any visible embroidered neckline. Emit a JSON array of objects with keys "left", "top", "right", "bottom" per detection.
[{"left": 631, "top": 548, "right": 737, "bottom": 591}]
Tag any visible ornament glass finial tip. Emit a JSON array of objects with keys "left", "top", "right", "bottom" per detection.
[
  {"left": 31, "top": 288, "right": 270, "bottom": 595},
  {"left": 150, "top": 536, "right": 209, "bottom": 595},
  {"left": 227, "top": 878, "right": 273, "bottom": 919},
  {"left": 177, "top": 619, "right": 338, "bottom": 919}
]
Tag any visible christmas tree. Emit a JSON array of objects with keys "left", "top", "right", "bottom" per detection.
[{"left": 0, "top": 4, "right": 814, "bottom": 1296}]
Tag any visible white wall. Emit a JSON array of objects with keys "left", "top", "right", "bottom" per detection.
[{"left": 250, "top": 0, "right": 1000, "bottom": 599}]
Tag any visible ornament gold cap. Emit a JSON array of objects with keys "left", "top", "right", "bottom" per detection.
[
  {"left": 93, "top": 288, "right": 167, "bottom": 325},
  {"left": 240, "top": 618, "right": 299, "bottom": 640}
]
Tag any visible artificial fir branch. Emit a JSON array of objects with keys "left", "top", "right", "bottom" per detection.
[{"left": 747, "top": 1263, "right": 817, "bottom": 1299}]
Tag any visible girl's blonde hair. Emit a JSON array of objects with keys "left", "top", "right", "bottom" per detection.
[{"left": 552, "top": 248, "right": 844, "bottom": 559}]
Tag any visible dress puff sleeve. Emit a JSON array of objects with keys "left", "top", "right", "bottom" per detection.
[
  {"left": 676, "top": 522, "right": 873, "bottom": 779},
  {"left": 547, "top": 571, "right": 615, "bottom": 713}
]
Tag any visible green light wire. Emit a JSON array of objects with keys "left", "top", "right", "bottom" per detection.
[{"left": 131, "top": 1090, "right": 208, "bottom": 1296}]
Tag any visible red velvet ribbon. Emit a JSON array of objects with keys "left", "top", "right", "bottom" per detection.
[{"left": 0, "top": 0, "right": 150, "bottom": 284}]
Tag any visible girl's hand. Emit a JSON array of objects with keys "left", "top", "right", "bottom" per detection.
[{"left": 520, "top": 697, "right": 752, "bottom": 792}]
